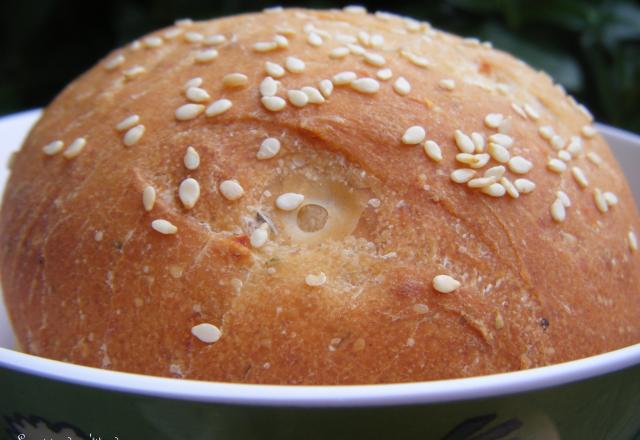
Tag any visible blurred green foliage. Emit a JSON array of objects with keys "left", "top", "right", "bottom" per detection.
[{"left": 1, "top": 0, "right": 638, "bottom": 131}]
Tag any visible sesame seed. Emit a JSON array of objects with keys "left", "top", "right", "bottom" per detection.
[
  {"left": 413, "top": 303, "right": 429, "bottom": 314},
  {"left": 368, "top": 198, "right": 381, "bottom": 208},
  {"left": 393, "top": 76, "right": 411, "bottom": 96},
  {"left": 566, "top": 136, "right": 583, "bottom": 155},
  {"left": 347, "top": 43, "right": 366, "bottom": 55},
  {"left": 511, "top": 103, "right": 527, "bottom": 119},
  {"left": 463, "top": 37, "right": 480, "bottom": 46},
  {"left": 484, "top": 113, "right": 503, "bottom": 129},
  {"left": 116, "top": 114, "right": 140, "bottom": 131},
  {"left": 405, "top": 52, "right": 430, "bottom": 68},
  {"left": 433, "top": 275, "right": 460, "bottom": 293},
  {"left": 305, "top": 272, "right": 327, "bottom": 287},
  {"left": 470, "top": 132, "right": 485, "bottom": 153},
  {"left": 287, "top": 89, "right": 309, "bottom": 107},
  {"left": 587, "top": 152, "right": 603, "bottom": 166},
  {"left": 508, "top": 156, "right": 532, "bottom": 174},
  {"left": 219, "top": 180, "right": 244, "bottom": 201},
  {"left": 178, "top": 178, "right": 200, "bottom": 209},
  {"left": 547, "top": 158, "right": 567, "bottom": 173},
  {"left": 550, "top": 198, "right": 566, "bottom": 222},
  {"left": 250, "top": 225, "right": 269, "bottom": 248},
  {"left": 264, "top": 61, "right": 285, "bottom": 78},
  {"left": 538, "top": 125, "right": 555, "bottom": 141},
  {"left": 332, "top": 71, "right": 357, "bottom": 86},
  {"left": 481, "top": 182, "right": 506, "bottom": 197},
  {"left": 498, "top": 117, "right": 512, "bottom": 134},
  {"left": 335, "top": 33, "right": 357, "bottom": 45},
  {"left": 351, "top": 77, "right": 380, "bottom": 94},
  {"left": 94, "top": 230, "right": 104, "bottom": 242},
  {"left": 402, "top": 126, "right": 426, "bottom": 145},
  {"left": 285, "top": 56, "right": 305, "bottom": 73},
  {"left": 222, "top": 73, "right": 249, "bottom": 88},
  {"left": 175, "top": 103, "right": 205, "bottom": 121},
  {"left": 556, "top": 190, "right": 571, "bottom": 207},
  {"left": 488, "top": 142, "right": 510, "bottom": 163},
  {"left": 357, "top": 30, "right": 371, "bottom": 46},
  {"left": 439, "top": 79, "right": 455, "bottom": 90},
  {"left": 260, "top": 76, "right": 279, "bottom": 97},
  {"left": 184, "top": 31, "right": 204, "bottom": 43},
  {"left": 274, "top": 35, "right": 289, "bottom": 48},
  {"left": 344, "top": 5, "right": 367, "bottom": 14},
  {"left": 603, "top": 192, "right": 618, "bottom": 206},
  {"left": 456, "top": 153, "right": 490, "bottom": 169},
  {"left": 261, "top": 96, "right": 287, "bottom": 112},
  {"left": 484, "top": 165, "right": 506, "bottom": 178},
  {"left": 423, "top": 140, "right": 442, "bottom": 162},
  {"left": 205, "top": 99, "right": 232, "bottom": 117},
  {"left": 175, "top": 18, "right": 193, "bottom": 26},
  {"left": 62, "top": 137, "right": 87, "bottom": 159},
  {"left": 319, "top": 79, "right": 333, "bottom": 98},
  {"left": 329, "top": 46, "right": 350, "bottom": 59},
  {"left": 142, "top": 186, "right": 156, "bottom": 212},
  {"left": 143, "top": 36, "right": 163, "bottom": 48},
  {"left": 488, "top": 133, "right": 513, "bottom": 148},
  {"left": 123, "top": 66, "right": 146, "bottom": 80},
  {"left": 558, "top": 150, "right": 572, "bottom": 162},
  {"left": 130, "top": 40, "right": 142, "bottom": 50},
  {"left": 42, "top": 140, "right": 64, "bottom": 156},
  {"left": 204, "top": 34, "right": 226, "bottom": 46},
  {"left": 253, "top": 41, "right": 279, "bottom": 52},
  {"left": 550, "top": 135, "right": 565, "bottom": 150},
  {"left": 454, "top": 130, "right": 475, "bottom": 154},
  {"left": 301, "top": 86, "right": 325, "bottom": 104},
  {"left": 264, "top": 6, "right": 284, "bottom": 13},
  {"left": 184, "top": 146, "right": 200, "bottom": 170},
  {"left": 500, "top": 177, "right": 519, "bottom": 198},
  {"left": 628, "top": 231, "right": 638, "bottom": 252},
  {"left": 371, "top": 34, "right": 384, "bottom": 48},
  {"left": 186, "top": 87, "right": 211, "bottom": 102},
  {"left": 571, "top": 166, "right": 589, "bottom": 188},
  {"left": 581, "top": 125, "right": 597, "bottom": 138},
  {"left": 376, "top": 68, "right": 393, "bottom": 80},
  {"left": 593, "top": 188, "right": 608, "bottom": 213},
  {"left": 151, "top": 219, "right": 177, "bottom": 234},
  {"left": 257, "top": 137, "right": 281, "bottom": 160},
  {"left": 104, "top": 54, "right": 125, "bottom": 70},
  {"left": 307, "top": 32, "right": 323, "bottom": 47},
  {"left": 364, "top": 52, "right": 386, "bottom": 67},
  {"left": 450, "top": 168, "right": 476, "bottom": 184},
  {"left": 191, "top": 323, "right": 221, "bottom": 343},
  {"left": 195, "top": 49, "right": 218, "bottom": 63},
  {"left": 496, "top": 83, "right": 509, "bottom": 95},
  {"left": 523, "top": 104, "right": 540, "bottom": 120},
  {"left": 468, "top": 176, "right": 498, "bottom": 188},
  {"left": 514, "top": 178, "right": 536, "bottom": 194},
  {"left": 184, "top": 77, "right": 203, "bottom": 90},
  {"left": 123, "top": 124, "right": 145, "bottom": 147},
  {"left": 276, "top": 193, "right": 304, "bottom": 211}
]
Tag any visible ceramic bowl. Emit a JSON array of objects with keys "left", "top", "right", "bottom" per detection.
[{"left": 1, "top": 109, "right": 639, "bottom": 440}]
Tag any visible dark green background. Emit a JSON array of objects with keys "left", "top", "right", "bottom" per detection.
[{"left": 1, "top": 0, "right": 639, "bottom": 132}]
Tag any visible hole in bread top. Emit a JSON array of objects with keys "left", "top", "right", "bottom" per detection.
[{"left": 297, "top": 204, "right": 329, "bottom": 232}]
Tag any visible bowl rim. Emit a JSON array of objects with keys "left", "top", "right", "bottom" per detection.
[
  {"left": 1, "top": 110, "right": 639, "bottom": 408},
  {"left": 1, "top": 343, "right": 639, "bottom": 407}
]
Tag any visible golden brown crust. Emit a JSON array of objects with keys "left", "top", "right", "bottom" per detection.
[{"left": 1, "top": 8, "right": 639, "bottom": 384}]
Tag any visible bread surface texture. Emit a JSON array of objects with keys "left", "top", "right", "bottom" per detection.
[{"left": 1, "top": 7, "right": 639, "bottom": 384}]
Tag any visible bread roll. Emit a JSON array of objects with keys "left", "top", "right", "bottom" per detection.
[{"left": 1, "top": 7, "right": 639, "bottom": 384}]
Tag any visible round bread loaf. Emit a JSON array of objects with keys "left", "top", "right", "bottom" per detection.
[{"left": 1, "top": 7, "right": 639, "bottom": 384}]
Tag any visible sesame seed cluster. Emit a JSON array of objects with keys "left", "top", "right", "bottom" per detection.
[{"left": 4, "top": 6, "right": 639, "bottom": 383}]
